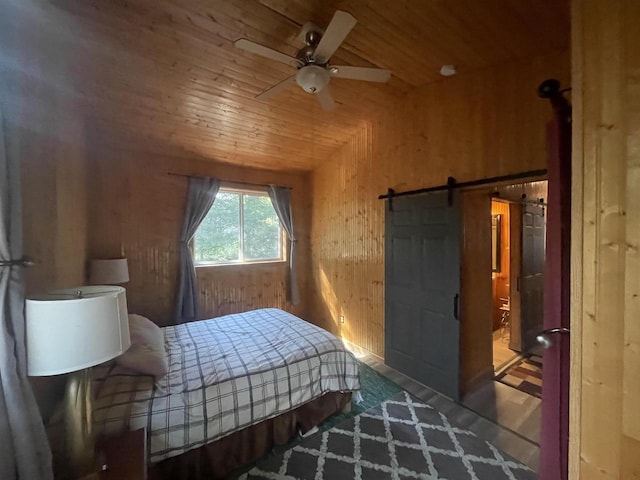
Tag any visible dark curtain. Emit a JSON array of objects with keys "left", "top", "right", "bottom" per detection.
[
  {"left": 174, "top": 177, "right": 220, "bottom": 324},
  {"left": 268, "top": 185, "right": 300, "bottom": 305},
  {"left": 0, "top": 108, "right": 53, "bottom": 479}
]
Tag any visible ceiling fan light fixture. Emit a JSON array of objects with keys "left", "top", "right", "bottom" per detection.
[{"left": 296, "top": 65, "right": 330, "bottom": 93}]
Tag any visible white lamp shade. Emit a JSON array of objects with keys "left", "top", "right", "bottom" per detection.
[
  {"left": 88, "top": 258, "right": 129, "bottom": 284},
  {"left": 26, "top": 286, "right": 131, "bottom": 376}
]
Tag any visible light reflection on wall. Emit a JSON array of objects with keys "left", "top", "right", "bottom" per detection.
[{"left": 318, "top": 266, "right": 340, "bottom": 330}]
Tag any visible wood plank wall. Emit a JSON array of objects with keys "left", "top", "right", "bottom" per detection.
[
  {"left": 14, "top": 124, "right": 89, "bottom": 296},
  {"left": 86, "top": 148, "right": 311, "bottom": 326},
  {"left": 4, "top": 100, "right": 90, "bottom": 422},
  {"left": 570, "top": 1, "right": 640, "bottom": 478},
  {"left": 8, "top": 120, "right": 90, "bottom": 422},
  {"left": 310, "top": 51, "right": 569, "bottom": 357},
  {"left": 3, "top": 50, "right": 90, "bottom": 295}
]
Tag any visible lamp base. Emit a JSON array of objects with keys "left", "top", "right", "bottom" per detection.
[{"left": 64, "top": 369, "right": 97, "bottom": 477}]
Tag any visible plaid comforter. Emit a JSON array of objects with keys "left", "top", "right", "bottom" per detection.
[{"left": 92, "top": 308, "right": 360, "bottom": 463}]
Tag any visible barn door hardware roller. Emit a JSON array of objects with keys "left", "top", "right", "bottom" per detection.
[
  {"left": 386, "top": 188, "right": 395, "bottom": 212},
  {"left": 446, "top": 177, "right": 456, "bottom": 206}
]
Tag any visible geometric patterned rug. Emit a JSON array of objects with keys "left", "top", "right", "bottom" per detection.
[
  {"left": 495, "top": 355, "right": 543, "bottom": 399},
  {"left": 238, "top": 391, "right": 536, "bottom": 479},
  {"left": 318, "top": 362, "right": 403, "bottom": 433}
]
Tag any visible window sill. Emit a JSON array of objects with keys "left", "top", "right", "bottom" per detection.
[{"left": 195, "top": 260, "right": 287, "bottom": 268}]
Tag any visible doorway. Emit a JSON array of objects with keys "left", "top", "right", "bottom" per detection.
[
  {"left": 462, "top": 180, "right": 548, "bottom": 447},
  {"left": 384, "top": 180, "right": 547, "bottom": 406},
  {"left": 383, "top": 178, "right": 550, "bottom": 452},
  {"left": 489, "top": 182, "right": 547, "bottom": 381}
]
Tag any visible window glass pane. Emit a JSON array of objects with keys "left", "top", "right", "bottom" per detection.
[
  {"left": 243, "top": 194, "right": 281, "bottom": 260},
  {"left": 193, "top": 192, "right": 240, "bottom": 262}
]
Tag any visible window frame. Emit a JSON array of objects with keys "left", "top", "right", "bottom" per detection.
[{"left": 192, "top": 185, "right": 286, "bottom": 267}]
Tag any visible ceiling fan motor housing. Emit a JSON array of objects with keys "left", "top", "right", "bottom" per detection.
[{"left": 296, "top": 65, "right": 330, "bottom": 93}]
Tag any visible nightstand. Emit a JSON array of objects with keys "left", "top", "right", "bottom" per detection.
[{"left": 86, "top": 429, "right": 147, "bottom": 480}]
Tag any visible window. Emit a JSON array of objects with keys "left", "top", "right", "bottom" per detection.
[{"left": 193, "top": 187, "right": 284, "bottom": 265}]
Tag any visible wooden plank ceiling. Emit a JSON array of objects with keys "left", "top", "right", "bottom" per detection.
[{"left": 2, "top": 0, "right": 569, "bottom": 171}]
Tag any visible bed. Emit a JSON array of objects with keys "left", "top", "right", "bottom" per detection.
[{"left": 92, "top": 308, "right": 360, "bottom": 478}]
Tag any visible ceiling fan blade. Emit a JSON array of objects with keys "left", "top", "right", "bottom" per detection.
[
  {"left": 330, "top": 66, "right": 391, "bottom": 83},
  {"left": 313, "top": 11, "right": 357, "bottom": 63},
  {"left": 256, "top": 75, "right": 297, "bottom": 101},
  {"left": 234, "top": 39, "right": 300, "bottom": 68},
  {"left": 316, "top": 87, "right": 336, "bottom": 111}
]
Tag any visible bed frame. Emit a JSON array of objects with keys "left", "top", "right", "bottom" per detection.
[{"left": 149, "top": 391, "right": 351, "bottom": 479}]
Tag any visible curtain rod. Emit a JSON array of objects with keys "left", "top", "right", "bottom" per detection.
[
  {"left": 378, "top": 169, "right": 547, "bottom": 201},
  {"left": 167, "top": 172, "right": 291, "bottom": 190}
]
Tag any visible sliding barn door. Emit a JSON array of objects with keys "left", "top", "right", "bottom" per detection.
[
  {"left": 520, "top": 204, "right": 546, "bottom": 352},
  {"left": 385, "top": 192, "right": 462, "bottom": 400}
]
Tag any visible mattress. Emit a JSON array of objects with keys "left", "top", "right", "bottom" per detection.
[{"left": 92, "top": 308, "right": 360, "bottom": 463}]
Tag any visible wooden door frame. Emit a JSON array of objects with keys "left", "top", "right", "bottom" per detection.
[{"left": 460, "top": 189, "right": 493, "bottom": 395}]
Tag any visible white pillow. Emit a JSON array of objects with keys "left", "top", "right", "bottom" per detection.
[{"left": 116, "top": 314, "right": 168, "bottom": 378}]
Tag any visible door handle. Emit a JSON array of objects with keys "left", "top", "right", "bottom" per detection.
[
  {"left": 453, "top": 294, "right": 459, "bottom": 320},
  {"left": 536, "top": 327, "right": 570, "bottom": 349}
]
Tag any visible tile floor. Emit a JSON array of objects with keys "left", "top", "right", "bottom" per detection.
[
  {"left": 496, "top": 355, "right": 543, "bottom": 398},
  {"left": 492, "top": 329, "right": 520, "bottom": 372},
  {"left": 463, "top": 378, "right": 542, "bottom": 444}
]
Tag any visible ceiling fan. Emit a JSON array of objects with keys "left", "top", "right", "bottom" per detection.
[{"left": 234, "top": 10, "right": 392, "bottom": 110}]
